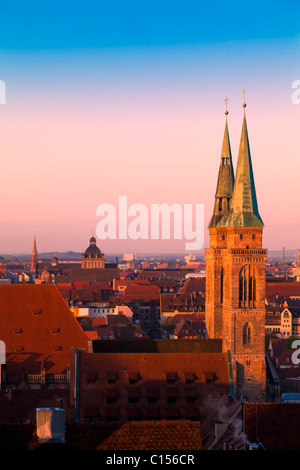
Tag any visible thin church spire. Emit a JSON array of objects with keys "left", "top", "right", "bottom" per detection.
[
  {"left": 208, "top": 98, "right": 235, "bottom": 228},
  {"left": 225, "top": 92, "right": 263, "bottom": 227}
]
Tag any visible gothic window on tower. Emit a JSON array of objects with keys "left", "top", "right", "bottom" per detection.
[
  {"left": 239, "top": 265, "right": 257, "bottom": 308},
  {"left": 218, "top": 198, "right": 222, "bottom": 211},
  {"left": 220, "top": 268, "right": 224, "bottom": 305},
  {"left": 243, "top": 322, "right": 252, "bottom": 345}
]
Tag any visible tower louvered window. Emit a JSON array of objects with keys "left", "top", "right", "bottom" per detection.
[
  {"left": 218, "top": 198, "right": 222, "bottom": 212},
  {"left": 220, "top": 268, "right": 224, "bottom": 305},
  {"left": 243, "top": 322, "right": 252, "bottom": 345},
  {"left": 239, "top": 265, "right": 257, "bottom": 308}
]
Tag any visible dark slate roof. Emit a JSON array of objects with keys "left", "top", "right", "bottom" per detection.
[{"left": 92, "top": 338, "right": 222, "bottom": 354}]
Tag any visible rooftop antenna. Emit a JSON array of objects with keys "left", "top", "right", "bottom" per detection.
[{"left": 283, "top": 247, "right": 286, "bottom": 279}]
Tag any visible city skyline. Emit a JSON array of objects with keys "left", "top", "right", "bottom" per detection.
[{"left": 0, "top": 0, "right": 299, "bottom": 254}]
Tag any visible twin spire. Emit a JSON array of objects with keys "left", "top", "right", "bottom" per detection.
[{"left": 208, "top": 93, "right": 263, "bottom": 229}]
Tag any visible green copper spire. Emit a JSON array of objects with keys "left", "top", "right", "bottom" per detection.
[
  {"left": 208, "top": 100, "right": 235, "bottom": 228},
  {"left": 225, "top": 97, "right": 263, "bottom": 228}
]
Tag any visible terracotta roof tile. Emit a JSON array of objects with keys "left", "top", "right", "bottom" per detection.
[
  {"left": 122, "top": 285, "right": 161, "bottom": 303},
  {"left": 0, "top": 285, "right": 89, "bottom": 374}
]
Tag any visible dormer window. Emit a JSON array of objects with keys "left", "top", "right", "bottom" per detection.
[{"left": 166, "top": 372, "right": 177, "bottom": 384}]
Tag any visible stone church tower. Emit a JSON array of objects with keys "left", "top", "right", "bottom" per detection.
[{"left": 205, "top": 98, "right": 267, "bottom": 402}]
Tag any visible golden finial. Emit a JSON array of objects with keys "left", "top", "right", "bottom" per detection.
[
  {"left": 224, "top": 97, "right": 229, "bottom": 115},
  {"left": 242, "top": 88, "right": 247, "bottom": 108}
]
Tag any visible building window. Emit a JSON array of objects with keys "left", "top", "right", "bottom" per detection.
[
  {"left": 147, "top": 397, "right": 158, "bottom": 405},
  {"left": 107, "top": 373, "right": 117, "bottom": 385},
  {"left": 128, "top": 372, "right": 140, "bottom": 385},
  {"left": 220, "top": 267, "right": 224, "bottom": 305},
  {"left": 184, "top": 373, "right": 196, "bottom": 384},
  {"left": 167, "top": 396, "right": 177, "bottom": 405},
  {"left": 204, "top": 372, "right": 217, "bottom": 384},
  {"left": 243, "top": 323, "right": 252, "bottom": 345},
  {"left": 106, "top": 396, "right": 117, "bottom": 405},
  {"left": 186, "top": 396, "right": 196, "bottom": 405},
  {"left": 239, "top": 264, "right": 257, "bottom": 308},
  {"left": 166, "top": 373, "right": 177, "bottom": 384}
]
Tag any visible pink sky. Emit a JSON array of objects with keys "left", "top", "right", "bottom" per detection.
[{"left": 0, "top": 80, "right": 299, "bottom": 255}]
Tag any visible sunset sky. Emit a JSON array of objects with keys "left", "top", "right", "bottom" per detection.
[{"left": 0, "top": 0, "right": 299, "bottom": 255}]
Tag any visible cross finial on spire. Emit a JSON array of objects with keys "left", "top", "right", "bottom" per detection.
[
  {"left": 242, "top": 88, "right": 248, "bottom": 108},
  {"left": 224, "top": 97, "right": 229, "bottom": 115}
]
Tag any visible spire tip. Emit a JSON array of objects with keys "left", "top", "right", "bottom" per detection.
[
  {"left": 242, "top": 88, "right": 248, "bottom": 109},
  {"left": 224, "top": 97, "right": 229, "bottom": 116}
]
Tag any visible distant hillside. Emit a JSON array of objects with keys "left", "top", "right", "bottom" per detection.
[
  {"left": 39, "top": 251, "right": 82, "bottom": 260},
  {"left": 0, "top": 252, "right": 82, "bottom": 263},
  {"left": 268, "top": 250, "right": 299, "bottom": 262}
]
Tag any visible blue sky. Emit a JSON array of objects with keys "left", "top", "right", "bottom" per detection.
[
  {"left": 0, "top": 0, "right": 299, "bottom": 50},
  {"left": 1, "top": 0, "right": 299, "bottom": 108}
]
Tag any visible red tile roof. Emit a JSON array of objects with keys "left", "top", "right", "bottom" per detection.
[
  {"left": 91, "top": 317, "right": 107, "bottom": 327},
  {"left": 122, "top": 285, "right": 161, "bottom": 303},
  {"left": 106, "top": 314, "right": 132, "bottom": 326},
  {"left": 114, "top": 280, "right": 150, "bottom": 288},
  {"left": 173, "top": 320, "right": 198, "bottom": 338},
  {"left": 0, "top": 285, "right": 89, "bottom": 375},
  {"left": 178, "top": 278, "right": 206, "bottom": 295},
  {"left": 266, "top": 282, "right": 300, "bottom": 300},
  {"left": 0, "top": 421, "right": 203, "bottom": 450},
  {"left": 85, "top": 331, "right": 98, "bottom": 340}
]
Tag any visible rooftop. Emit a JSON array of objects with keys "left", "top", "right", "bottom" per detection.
[
  {"left": 0, "top": 284, "right": 89, "bottom": 374},
  {"left": 92, "top": 338, "right": 222, "bottom": 354}
]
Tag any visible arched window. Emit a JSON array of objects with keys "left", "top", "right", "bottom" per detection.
[
  {"left": 220, "top": 268, "right": 224, "bottom": 305},
  {"left": 239, "top": 265, "right": 257, "bottom": 308},
  {"left": 218, "top": 198, "right": 222, "bottom": 212},
  {"left": 243, "top": 322, "right": 252, "bottom": 345}
]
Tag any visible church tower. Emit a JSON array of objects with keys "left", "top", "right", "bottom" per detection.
[
  {"left": 30, "top": 237, "right": 38, "bottom": 273},
  {"left": 205, "top": 95, "right": 267, "bottom": 402},
  {"left": 205, "top": 100, "right": 235, "bottom": 340}
]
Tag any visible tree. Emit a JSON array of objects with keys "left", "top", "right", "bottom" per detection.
[{"left": 284, "top": 335, "right": 300, "bottom": 349}]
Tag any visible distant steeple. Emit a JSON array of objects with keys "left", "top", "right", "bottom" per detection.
[
  {"left": 51, "top": 252, "right": 58, "bottom": 266},
  {"left": 30, "top": 237, "right": 38, "bottom": 273},
  {"left": 225, "top": 92, "right": 263, "bottom": 227},
  {"left": 208, "top": 98, "right": 235, "bottom": 228}
]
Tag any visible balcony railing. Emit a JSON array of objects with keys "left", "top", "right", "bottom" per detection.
[
  {"left": 229, "top": 249, "right": 267, "bottom": 256},
  {"left": 214, "top": 248, "right": 267, "bottom": 256}
]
